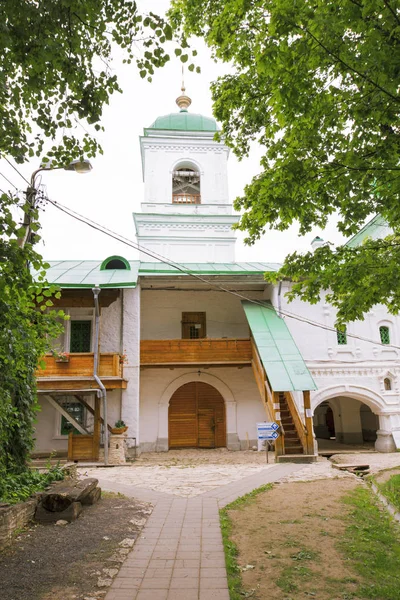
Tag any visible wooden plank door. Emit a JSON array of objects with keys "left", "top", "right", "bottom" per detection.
[
  {"left": 198, "top": 407, "right": 215, "bottom": 448},
  {"left": 168, "top": 382, "right": 198, "bottom": 448},
  {"left": 169, "top": 381, "right": 226, "bottom": 449}
]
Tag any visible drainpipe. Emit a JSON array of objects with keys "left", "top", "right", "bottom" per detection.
[
  {"left": 278, "top": 280, "right": 283, "bottom": 319},
  {"left": 92, "top": 286, "right": 108, "bottom": 465}
]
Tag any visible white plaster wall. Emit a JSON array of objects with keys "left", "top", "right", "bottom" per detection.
[
  {"left": 141, "top": 135, "right": 230, "bottom": 205},
  {"left": 140, "top": 289, "right": 263, "bottom": 339},
  {"left": 100, "top": 294, "right": 122, "bottom": 352},
  {"left": 121, "top": 287, "right": 141, "bottom": 444},
  {"left": 271, "top": 282, "right": 400, "bottom": 363},
  {"left": 139, "top": 366, "right": 266, "bottom": 451}
]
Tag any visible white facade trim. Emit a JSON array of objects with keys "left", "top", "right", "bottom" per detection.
[{"left": 311, "top": 384, "right": 386, "bottom": 414}]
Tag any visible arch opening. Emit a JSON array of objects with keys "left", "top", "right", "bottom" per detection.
[
  {"left": 313, "top": 395, "right": 379, "bottom": 450},
  {"left": 168, "top": 381, "right": 226, "bottom": 449},
  {"left": 172, "top": 163, "right": 201, "bottom": 205}
]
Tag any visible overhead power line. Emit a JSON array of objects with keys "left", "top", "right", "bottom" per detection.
[{"left": 44, "top": 196, "right": 400, "bottom": 351}]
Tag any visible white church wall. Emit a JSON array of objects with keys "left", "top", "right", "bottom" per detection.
[
  {"left": 140, "top": 289, "right": 263, "bottom": 339},
  {"left": 271, "top": 282, "right": 400, "bottom": 362}
]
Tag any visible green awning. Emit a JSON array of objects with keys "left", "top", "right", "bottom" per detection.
[{"left": 242, "top": 300, "right": 316, "bottom": 392}]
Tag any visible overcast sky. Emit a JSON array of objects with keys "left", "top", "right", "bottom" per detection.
[{"left": 1, "top": 0, "right": 345, "bottom": 264}]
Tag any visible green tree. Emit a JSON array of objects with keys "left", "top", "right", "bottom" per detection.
[
  {"left": 0, "top": 0, "right": 181, "bottom": 479},
  {"left": 0, "top": 193, "right": 62, "bottom": 478},
  {"left": 1, "top": 0, "right": 174, "bottom": 164},
  {"left": 171, "top": 0, "right": 400, "bottom": 323}
]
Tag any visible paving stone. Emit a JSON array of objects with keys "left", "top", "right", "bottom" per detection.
[
  {"left": 170, "top": 577, "right": 199, "bottom": 589},
  {"left": 200, "top": 577, "right": 229, "bottom": 589}
]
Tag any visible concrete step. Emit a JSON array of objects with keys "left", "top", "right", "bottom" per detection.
[{"left": 277, "top": 454, "right": 318, "bottom": 464}]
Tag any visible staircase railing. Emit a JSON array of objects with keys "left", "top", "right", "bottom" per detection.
[{"left": 250, "top": 337, "right": 285, "bottom": 456}]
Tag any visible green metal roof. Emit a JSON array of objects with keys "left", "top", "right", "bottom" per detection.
[
  {"left": 37, "top": 260, "right": 140, "bottom": 288},
  {"left": 38, "top": 261, "right": 282, "bottom": 288},
  {"left": 146, "top": 110, "right": 218, "bottom": 133},
  {"left": 138, "top": 262, "right": 281, "bottom": 275},
  {"left": 242, "top": 300, "right": 316, "bottom": 392},
  {"left": 345, "top": 215, "right": 389, "bottom": 248}
]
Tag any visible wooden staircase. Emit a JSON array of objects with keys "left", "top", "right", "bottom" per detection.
[
  {"left": 278, "top": 392, "right": 305, "bottom": 455},
  {"left": 250, "top": 337, "right": 317, "bottom": 462}
]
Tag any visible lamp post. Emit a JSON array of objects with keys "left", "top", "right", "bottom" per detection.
[{"left": 18, "top": 159, "right": 92, "bottom": 249}]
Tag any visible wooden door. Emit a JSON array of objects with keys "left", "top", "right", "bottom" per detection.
[
  {"left": 168, "top": 382, "right": 226, "bottom": 448},
  {"left": 198, "top": 407, "right": 215, "bottom": 448}
]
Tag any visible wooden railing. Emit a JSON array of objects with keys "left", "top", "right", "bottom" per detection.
[
  {"left": 172, "top": 194, "right": 201, "bottom": 204},
  {"left": 250, "top": 337, "right": 284, "bottom": 456},
  {"left": 141, "top": 338, "right": 252, "bottom": 365},
  {"left": 37, "top": 353, "right": 123, "bottom": 378},
  {"left": 283, "top": 391, "right": 308, "bottom": 453}
]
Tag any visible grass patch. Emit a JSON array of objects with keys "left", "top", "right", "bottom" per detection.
[
  {"left": 276, "top": 563, "right": 313, "bottom": 593},
  {"left": 377, "top": 474, "right": 400, "bottom": 512},
  {"left": 341, "top": 485, "right": 400, "bottom": 599},
  {"left": 219, "top": 484, "right": 273, "bottom": 600}
]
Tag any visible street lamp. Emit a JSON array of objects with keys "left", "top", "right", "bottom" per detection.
[{"left": 18, "top": 159, "right": 93, "bottom": 248}]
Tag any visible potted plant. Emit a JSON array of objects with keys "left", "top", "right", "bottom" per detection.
[
  {"left": 111, "top": 419, "right": 128, "bottom": 434},
  {"left": 52, "top": 350, "right": 70, "bottom": 363}
]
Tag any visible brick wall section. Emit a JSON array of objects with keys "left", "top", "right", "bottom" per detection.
[{"left": 0, "top": 497, "right": 38, "bottom": 550}]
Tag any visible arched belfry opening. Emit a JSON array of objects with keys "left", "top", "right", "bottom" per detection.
[{"left": 172, "top": 165, "right": 201, "bottom": 204}]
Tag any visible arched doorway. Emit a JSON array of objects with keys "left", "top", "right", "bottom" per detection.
[{"left": 168, "top": 382, "right": 226, "bottom": 448}]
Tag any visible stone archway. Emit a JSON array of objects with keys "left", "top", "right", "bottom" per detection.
[
  {"left": 155, "top": 372, "right": 239, "bottom": 451},
  {"left": 168, "top": 382, "right": 226, "bottom": 449},
  {"left": 311, "top": 385, "right": 394, "bottom": 452}
]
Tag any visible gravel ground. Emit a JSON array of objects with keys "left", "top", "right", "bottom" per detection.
[{"left": 0, "top": 494, "right": 152, "bottom": 600}]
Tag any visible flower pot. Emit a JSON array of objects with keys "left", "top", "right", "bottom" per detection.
[{"left": 110, "top": 426, "right": 128, "bottom": 434}]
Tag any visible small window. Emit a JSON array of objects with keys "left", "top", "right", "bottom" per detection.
[
  {"left": 337, "top": 327, "right": 347, "bottom": 345},
  {"left": 182, "top": 312, "right": 206, "bottom": 339},
  {"left": 60, "top": 402, "right": 85, "bottom": 435},
  {"left": 384, "top": 377, "right": 392, "bottom": 391},
  {"left": 380, "top": 326, "right": 390, "bottom": 345},
  {"left": 100, "top": 255, "right": 130, "bottom": 270},
  {"left": 70, "top": 320, "right": 92, "bottom": 352}
]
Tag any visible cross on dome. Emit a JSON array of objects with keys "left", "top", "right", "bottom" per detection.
[{"left": 176, "top": 67, "right": 192, "bottom": 111}]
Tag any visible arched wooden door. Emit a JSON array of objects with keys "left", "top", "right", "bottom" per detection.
[{"left": 168, "top": 382, "right": 226, "bottom": 449}]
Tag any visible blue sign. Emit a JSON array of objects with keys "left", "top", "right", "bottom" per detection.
[
  {"left": 257, "top": 422, "right": 279, "bottom": 439},
  {"left": 264, "top": 431, "right": 279, "bottom": 440}
]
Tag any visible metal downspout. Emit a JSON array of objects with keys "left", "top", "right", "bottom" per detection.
[
  {"left": 92, "top": 286, "right": 108, "bottom": 465},
  {"left": 278, "top": 280, "right": 283, "bottom": 319}
]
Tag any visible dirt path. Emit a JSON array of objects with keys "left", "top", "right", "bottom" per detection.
[
  {"left": 0, "top": 494, "right": 152, "bottom": 600},
  {"left": 229, "top": 477, "right": 362, "bottom": 600}
]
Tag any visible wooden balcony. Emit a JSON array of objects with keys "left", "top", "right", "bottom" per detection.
[
  {"left": 172, "top": 194, "right": 201, "bottom": 204},
  {"left": 141, "top": 338, "right": 252, "bottom": 367},
  {"left": 36, "top": 353, "right": 127, "bottom": 391}
]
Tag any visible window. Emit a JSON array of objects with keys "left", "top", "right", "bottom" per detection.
[
  {"left": 70, "top": 320, "right": 92, "bottom": 352},
  {"left": 380, "top": 326, "right": 390, "bottom": 345},
  {"left": 100, "top": 255, "right": 130, "bottom": 270},
  {"left": 384, "top": 377, "right": 392, "bottom": 391},
  {"left": 172, "top": 167, "right": 201, "bottom": 204},
  {"left": 337, "top": 327, "right": 347, "bottom": 345},
  {"left": 182, "top": 312, "right": 206, "bottom": 339},
  {"left": 60, "top": 401, "right": 85, "bottom": 435}
]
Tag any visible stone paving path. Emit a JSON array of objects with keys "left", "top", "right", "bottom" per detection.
[{"left": 90, "top": 462, "right": 304, "bottom": 600}]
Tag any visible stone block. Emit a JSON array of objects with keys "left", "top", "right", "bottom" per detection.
[
  {"left": 35, "top": 501, "right": 82, "bottom": 523},
  {"left": 40, "top": 478, "right": 98, "bottom": 512},
  {"left": 81, "top": 486, "right": 101, "bottom": 506}
]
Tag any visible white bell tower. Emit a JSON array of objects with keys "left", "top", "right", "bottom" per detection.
[{"left": 133, "top": 86, "right": 239, "bottom": 263}]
